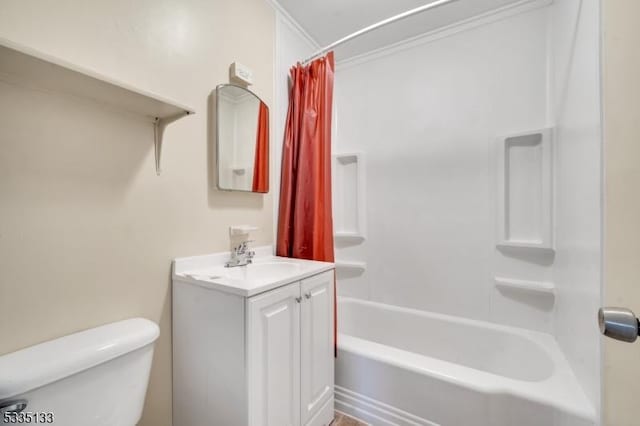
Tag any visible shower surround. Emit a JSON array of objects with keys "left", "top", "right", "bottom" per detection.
[{"left": 275, "top": 0, "right": 601, "bottom": 424}]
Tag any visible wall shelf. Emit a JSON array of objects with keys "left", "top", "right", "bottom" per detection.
[
  {"left": 494, "top": 276, "right": 555, "bottom": 296},
  {"left": 0, "top": 37, "right": 196, "bottom": 175},
  {"left": 496, "top": 128, "right": 553, "bottom": 250}
]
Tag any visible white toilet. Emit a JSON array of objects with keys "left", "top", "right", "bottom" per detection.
[{"left": 0, "top": 318, "right": 159, "bottom": 426}]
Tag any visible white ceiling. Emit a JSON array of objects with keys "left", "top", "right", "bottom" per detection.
[{"left": 275, "top": 0, "right": 529, "bottom": 60}]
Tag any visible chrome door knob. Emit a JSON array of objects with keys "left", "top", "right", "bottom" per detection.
[{"left": 598, "top": 307, "right": 640, "bottom": 343}]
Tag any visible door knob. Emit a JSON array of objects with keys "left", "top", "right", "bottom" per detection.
[{"left": 598, "top": 307, "right": 640, "bottom": 343}]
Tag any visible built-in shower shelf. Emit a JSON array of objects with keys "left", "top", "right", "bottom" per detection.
[
  {"left": 496, "top": 128, "right": 553, "bottom": 251},
  {"left": 335, "top": 261, "right": 366, "bottom": 274},
  {"left": 496, "top": 241, "right": 556, "bottom": 252},
  {"left": 333, "top": 153, "right": 366, "bottom": 240},
  {"left": 334, "top": 231, "right": 366, "bottom": 243},
  {"left": 494, "top": 277, "right": 555, "bottom": 296},
  {"left": 231, "top": 167, "right": 249, "bottom": 175},
  {"left": 0, "top": 37, "right": 196, "bottom": 175}
]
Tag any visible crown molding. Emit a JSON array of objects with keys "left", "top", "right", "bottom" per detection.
[
  {"left": 265, "top": 0, "right": 321, "bottom": 51},
  {"left": 336, "top": 0, "right": 553, "bottom": 70}
]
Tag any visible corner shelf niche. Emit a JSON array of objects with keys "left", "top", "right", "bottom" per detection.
[
  {"left": 496, "top": 128, "right": 553, "bottom": 251},
  {"left": 333, "top": 152, "right": 366, "bottom": 241},
  {"left": 0, "top": 37, "right": 196, "bottom": 175}
]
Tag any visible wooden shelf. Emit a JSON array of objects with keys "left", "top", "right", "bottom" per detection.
[{"left": 0, "top": 37, "right": 196, "bottom": 175}]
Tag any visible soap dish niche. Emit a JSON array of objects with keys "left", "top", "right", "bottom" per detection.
[
  {"left": 496, "top": 128, "right": 554, "bottom": 251},
  {"left": 333, "top": 153, "right": 366, "bottom": 241}
]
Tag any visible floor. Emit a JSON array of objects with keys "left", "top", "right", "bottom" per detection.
[{"left": 332, "top": 411, "right": 368, "bottom": 426}]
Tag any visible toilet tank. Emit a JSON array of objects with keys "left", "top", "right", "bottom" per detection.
[{"left": 0, "top": 318, "right": 159, "bottom": 426}]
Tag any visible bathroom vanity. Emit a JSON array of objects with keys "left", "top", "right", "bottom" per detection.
[{"left": 172, "top": 246, "right": 335, "bottom": 426}]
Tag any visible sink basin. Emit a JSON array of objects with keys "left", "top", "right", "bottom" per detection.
[
  {"left": 175, "top": 251, "right": 334, "bottom": 297},
  {"left": 187, "top": 261, "right": 302, "bottom": 283},
  {"left": 221, "top": 261, "right": 302, "bottom": 281}
]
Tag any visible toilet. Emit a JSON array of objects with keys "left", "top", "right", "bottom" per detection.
[{"left": 0, "top": 318, "right": 159, "bottom": 426}]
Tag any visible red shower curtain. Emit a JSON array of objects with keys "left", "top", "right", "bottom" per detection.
[
  {"left": 276, "top": 52, "right": 336, "bottom": 353},
  {"left": 252, "top": 102, "right": 269, "bottom": 193}
]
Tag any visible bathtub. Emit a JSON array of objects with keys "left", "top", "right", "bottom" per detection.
[{"left": 335, "top": 297, "right": 596, "bottom": 426}]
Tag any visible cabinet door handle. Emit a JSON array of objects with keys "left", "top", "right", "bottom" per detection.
[
  {"left": 304, "top": 292, "right": 311, "bottom": 299},
  {"left": 295, "top": 297, "right": 302, "bottom": 303}
]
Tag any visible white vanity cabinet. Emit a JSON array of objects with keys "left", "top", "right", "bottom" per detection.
[
  {"left": 247, "top": 283, "right": 301, "bottom": 426},
  {"left": 172, "top": 251, "right": 334, "bottom": 426},
  {"left": 299, "top": 273, "right": 335, "bottom": 425},
  {"left": 248, "top": 272, "right": 334, "bottom": 426}
]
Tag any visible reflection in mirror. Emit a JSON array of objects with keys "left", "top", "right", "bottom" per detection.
[{"left": 216, "top": 84, "right": 269, "bottom": 193}]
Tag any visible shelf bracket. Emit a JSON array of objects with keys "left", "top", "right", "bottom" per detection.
[
  {"left": 153, "top": 111, "right": 192, "bottom": 176},
  {"left": 153, "top": 118, "right": 162, "bottom": 175}
]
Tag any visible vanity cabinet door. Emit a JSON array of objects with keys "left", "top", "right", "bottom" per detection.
[
  {"left": 247, "top": 282, "right": 301, "bottom": 426},
  {"left": 300, "top": 271, "right": 335, "bottom": 426}
]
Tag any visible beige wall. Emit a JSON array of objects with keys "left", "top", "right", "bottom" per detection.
[
  {"left": 0, "top": 1, "right": 274, "bottom": 425},
  {"left": 603, "top": 0, "right": 640, "bottom": 425}
]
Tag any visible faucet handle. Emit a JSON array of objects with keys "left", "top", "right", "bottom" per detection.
[
  {"left": 235, "top": 240, "right": 255, "bottom": 254},
  {"left": 241, "top": 239, "right": 254, "bottom": 248}
]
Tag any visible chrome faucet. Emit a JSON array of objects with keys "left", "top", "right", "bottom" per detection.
[{"left": 225, "top": 240, "right": 255, "bottom": 267}]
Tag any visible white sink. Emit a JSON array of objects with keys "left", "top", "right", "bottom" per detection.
[
  {"left": 189, "top": 261, "right": 302, "bottom": 282},
  {"left": 173, "top": 247, "right": 334, "bottom": 297},
  {"left": 221, "top": 261, "right": 302, "bottom": 281}
]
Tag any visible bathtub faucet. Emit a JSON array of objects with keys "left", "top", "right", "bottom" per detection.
[{"left": 225, "top": 240, "right": 255, "bottom": 267}]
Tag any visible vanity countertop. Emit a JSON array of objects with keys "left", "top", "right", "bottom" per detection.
[{"left": 173, "top": 246, "right": 334, "bottom": 297}]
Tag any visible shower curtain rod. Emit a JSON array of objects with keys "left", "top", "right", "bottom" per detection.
[{"left": 301, "top": 0, "right": 463, "bottom": 65}]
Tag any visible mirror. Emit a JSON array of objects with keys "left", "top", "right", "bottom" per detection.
[{"left": 216, "top": 84, "right": 269, "bottom": 193}]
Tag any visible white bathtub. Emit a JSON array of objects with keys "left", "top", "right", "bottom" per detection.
[{"left": 335, "top": 298, "right": 596, "bottom": 426}]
